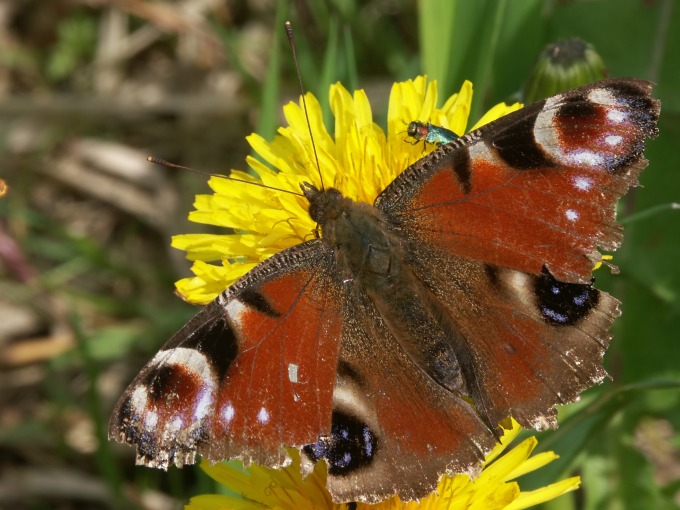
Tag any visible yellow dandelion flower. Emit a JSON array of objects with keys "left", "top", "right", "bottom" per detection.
[
  {"left": 172, "top": 76, "right": 521, "bottom": 304},
  {"left": 186, "top": 419, "right": 579, "bottom": 510},
  {"left": 173, "top": 78, "right": 578, "bottom": 510}
]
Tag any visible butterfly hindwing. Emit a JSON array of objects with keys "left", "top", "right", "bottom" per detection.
[
  {"left": 405, "top": 243, "right": 619, "bottom": 432},
  {"left": 302, "top": 282, "right": 497, "bottom": 503},
  {"left": 109, "top": 240, "right": 345, "bottom": 469}
]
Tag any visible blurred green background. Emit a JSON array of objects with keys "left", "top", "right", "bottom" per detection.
[{"left": 0, "top": 0, "right": 678, "bottom": 509}]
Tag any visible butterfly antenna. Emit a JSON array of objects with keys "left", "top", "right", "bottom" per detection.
[
  {"left": 285, "top": 21, "right": 325, "bottom": 191},
  {"left": 147, "top": 156, "right": 304, "bottom": 197}
]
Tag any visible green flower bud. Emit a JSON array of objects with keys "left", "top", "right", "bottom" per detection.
[{"left": 524, "top": 38, "right": 607, "bottom": 103}]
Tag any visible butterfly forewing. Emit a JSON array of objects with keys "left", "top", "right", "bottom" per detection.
[
  {"left": 377, "top": 79, "right": 659, "bottom": 283},
  {"left": 110, "top": 240, "right": 345, "bottom": 469}
]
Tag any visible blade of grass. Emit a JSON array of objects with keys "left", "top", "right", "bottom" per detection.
[
  {"left": 620, "top": 202, "right": 680, "bottom": 225},
  {"left": 303, "top": 0, "right": 331, "bottom": 31},
  {"left": 256, "top": 0, "right": 290, "bottom": 141},
  {"left": 467, "top": 0, "right": 507, "bottom": 122},
  {"left": 342, "top": 23, "right": 358, "bottom": 93},
  {"left": 317, "top": 15, "right": 340, "bottom": 130},
  {"left": 418, "top": 0, "right": 459, "bottom": 98},
  {"left": 419, "top": 0, "right": 506, "bottom": 116}
]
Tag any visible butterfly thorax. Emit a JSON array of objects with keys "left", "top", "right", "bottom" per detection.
[{"left": 301, "top": 181, "right": 398, "bottom": 286}]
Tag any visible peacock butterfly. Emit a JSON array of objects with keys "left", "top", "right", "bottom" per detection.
[{"left": 109, "top": 79, "right": 659, "bottom": 503}]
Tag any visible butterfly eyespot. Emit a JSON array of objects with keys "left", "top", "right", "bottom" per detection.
[
  {"left": 303, "top": 410, "right": 378, "bottom": 476},
  {"left": 534, "top": 267, "right": 599, "bottom": 326}
]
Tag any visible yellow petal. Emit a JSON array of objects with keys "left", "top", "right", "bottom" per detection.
[
  {"left": 505, "top": 450, "right": 560, "bottom": 480},
  {"left": 481, "top": 437, "right": 539, "bottom": 484},
  {"left": 441, "top": 80, "right": 473, "bottom": 135},
  {"left": 504, "top": 477, "right": 581, "bottom": 510},
  {"left": 470, "top": 101, "right": 522, "bottom": 130}
]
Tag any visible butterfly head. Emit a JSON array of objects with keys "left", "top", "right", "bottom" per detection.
[{"left": 300, "top": 181, "right": 347, "bottom": 227}]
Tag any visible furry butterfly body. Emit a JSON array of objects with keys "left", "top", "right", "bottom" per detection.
[{"left": 110, "top": 79, "right": 659, "bottom": 503}]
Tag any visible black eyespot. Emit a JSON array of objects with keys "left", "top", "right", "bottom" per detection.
[
  {"left": 535, "top": 267, "right": 599, "bottom": 326},
  {"left": 303, "top": 410, "right": 378, "bottom": 476}
]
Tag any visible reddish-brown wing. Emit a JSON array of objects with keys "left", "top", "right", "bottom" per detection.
[
  {"left": 378, "top": 79, "right": 659, "bottom": 284},
  {"left": 301, "top": 283, "right": 497, "bottom": 503},
  {"left": 406, "top": 246, "right": 620, "bottom": 432},
  {"left": 371, "top": 79, "right": 658, "bottom": 433},
  {"left": 109, "top": 240, "right": 344, "bottom": 469}
]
